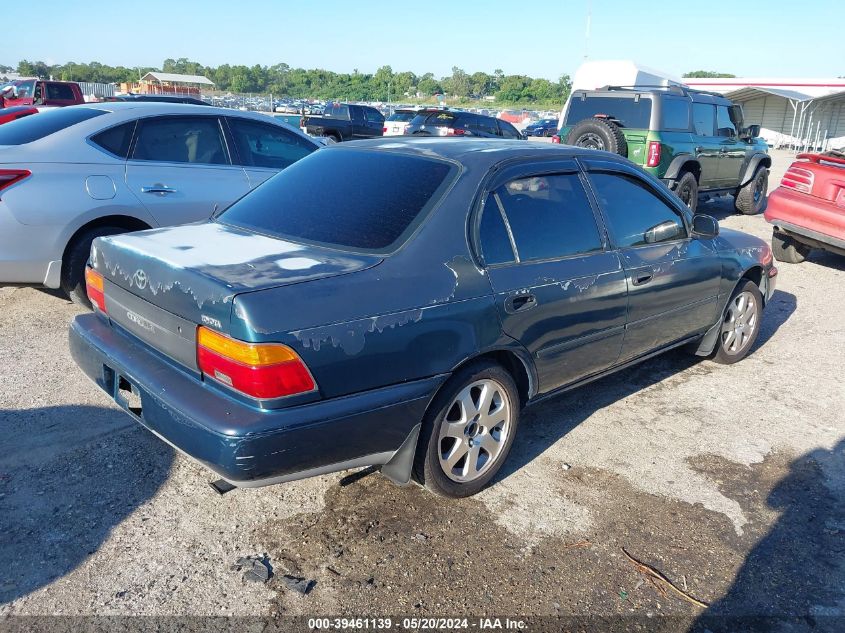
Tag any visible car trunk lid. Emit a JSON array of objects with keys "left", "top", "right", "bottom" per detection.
[{"left": 91, "top": 222, "right": 382, "bottom": 365}]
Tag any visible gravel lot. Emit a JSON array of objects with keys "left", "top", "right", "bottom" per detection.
[{"left": 1, "top": 149, "right": 844, "bottom": 630}]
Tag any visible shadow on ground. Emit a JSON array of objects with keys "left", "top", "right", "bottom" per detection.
[
  {"left": 496, "top": 289, "right": 797, "bottom": 482},
  {"left": 692, "top": 439, "right": 845, "bottom": 632},
  {"left": 0, "top": 405, "right": 172, "bottom": 605}
]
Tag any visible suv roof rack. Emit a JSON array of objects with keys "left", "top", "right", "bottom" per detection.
[{"left": 587, "top": 84, "right": 727, "bottom": 99}]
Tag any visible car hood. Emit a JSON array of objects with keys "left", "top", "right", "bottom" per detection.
[{"left": 91, "top": 222, "right": 383, "bottom": 329}]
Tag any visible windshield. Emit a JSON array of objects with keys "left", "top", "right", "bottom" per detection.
[
  {"left": 220, "top": 149, "right": 456, "bottom": 253},
  {"left": 323, "top": 104, "right": 351, "bottom": 120},
  {"left": 0, "top": 107, "right": 106, "bottom": 145}
]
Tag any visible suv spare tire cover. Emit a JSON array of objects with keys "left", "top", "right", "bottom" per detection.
[{"left": 566, "top": 118, "right": 628, "bottom": 157}]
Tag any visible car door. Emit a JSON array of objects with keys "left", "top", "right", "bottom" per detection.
[
  {"left": 691, "top": 102, "right": 721, "bottom": 188},
  {"left": 715, "top": 104, "right": 745, "bottom": 184},
  {"left": 362, "top": 107, "right": 385, "bottom": 137},
  {"left": 226, "top": 117, "right": 317, "bottom": 189},
  {"left": 583, "top": 159, "right": 722, "bottom": 362},
  {"left": 478, "top": 161, "right": 628, "bottom": 393},
  {"left": 125, "top": 115, "right": 251, "bottom": 225},
  {"left": 350, "top": 106, "right": 369, "bottom": 139}
]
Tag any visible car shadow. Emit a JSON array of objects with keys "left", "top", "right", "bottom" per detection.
[
  {"left": 494, "top": 289, "right": 797, "bottom": 483},
  {"left": 691, "top": 438, "right": 845, "bottom": 632},
  {"left": 0, "top": 405, "right": 172, "bottom": 605},
  {"left": 804, "top": 249, "right": 845, "bottom": 272}
]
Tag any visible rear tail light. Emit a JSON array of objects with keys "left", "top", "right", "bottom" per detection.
[
  {"left": 781, "top": 166, "right": 814, "bottom": 194},
  {"left": 445, "top": 128, "right": 466, "bottom": 136},
  {"left": 85, "top": 267, "right": 107, "bottom": 313},
  {"left": 647, "top": 141, "right": 662, "bottom": 167},
  {"left": 551, "top": 135, "right": 561, "bottom": 144},
  {"left": 0, "top": 169, "right": 31, "bottom": 198},
  {"left": 196, "top": 326, "right": 316, "bottom": 400},
  {"left": 299, "top": 117, "right": 305, "bottom": 128},
  {"left": 383, "top": 126, "right": 387, "bottom": 133}
]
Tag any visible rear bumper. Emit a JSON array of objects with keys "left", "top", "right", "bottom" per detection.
[
  {"left": 69, "top": 313, "right": 445, "bottom": 486},
  {"left": 765, "top": 188, "right": 845, "bottom": 250}
]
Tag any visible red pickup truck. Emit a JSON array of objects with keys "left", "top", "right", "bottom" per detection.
[
  {"left": 0, "top": 79, "right": 85, "bottom": 109},
  {"left": 765, "top": 151, "right": 845, "bottom": 263}
]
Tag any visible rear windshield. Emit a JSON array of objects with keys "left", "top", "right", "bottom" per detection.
[
  {"left": 411, "top": 112, "right": 457, "bottom": 128},
  {"left": 0, "top": 107, "right": 106, "bottom": 145},
  {"left": 322, "top": 104, "right": 351, "bottom": 120},
  {"left": 565, "top": 95, "right": 652, "bottom": 129},
  {"left": 220, "top": 149, "right": 455, "bottom": 253},
  {"left": 387, "top": 111, "right": 417, "bottom": 122}
]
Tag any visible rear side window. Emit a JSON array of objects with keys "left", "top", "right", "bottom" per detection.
[
  {"left": 90, "top": 121, "right": 135, "bottom": 158},
  {"left": 692, "top": 103, "right": 715, "bottom": 136},
  {"left": 364, "top": 108, "right": 383, "bottom": 123},
  {"left": 228, "top": 118, "right": 315, "bottom": 169},
  {"left": 498, "top": 120, "right": 521, "bottom": 139},
  {"left": 0, "top": 107, "right": 106, "bottom": 145},
  {"left": 132, "top": 116, "right": 228, "bottom": 165},
  {"left": 565, "top": 95, "right": 652, "bottom": 129},
  {"left": 471, "top": 116, "right": 498, "bottom": 136},
  {"left": 662, "top": 98, "right": 690, "bottom": 130},
  {"left": 45, "top": 83, "right": 76, "bottom": 101},
  {"left": 323, "top": 104, "right": 351, "bottom": 120},
  {"left": 491, "top": 173, "right": 602, "bottom": 262},
  {"left": 220, "top": 149, "right": 455, "bottom": 252},
  {"left": 588, "top": 172, "right": 686, "bottom": 247}
]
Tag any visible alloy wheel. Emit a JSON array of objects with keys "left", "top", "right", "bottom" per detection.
[
  {"left": 576, "top": 132, "right": 605, "bottom": 150},
  {"left": 721, "top": 291, "right": 758, "bottom": 355},
  {"left": 437, "top": 379, "right": 512, "bottom": 483}
]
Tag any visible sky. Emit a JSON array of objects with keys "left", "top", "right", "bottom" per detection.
[{"left": 2, "top": 0, "right": 843, "bottom": 80}]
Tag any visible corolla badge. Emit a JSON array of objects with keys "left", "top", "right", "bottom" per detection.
[
  {"left": 126, "top": 310, "right": 155, "bottom": 333},
  {"left": 132, "top": 269, "right": 148, "bottom": 290}
]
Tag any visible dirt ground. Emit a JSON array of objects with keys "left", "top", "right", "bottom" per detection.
[{"left": 1, "top": 149, "right": 844, "bottom": 632}]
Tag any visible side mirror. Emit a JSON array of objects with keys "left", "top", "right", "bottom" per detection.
[
  {"left": 692, "top": 214, "right": 719, "bottom": 239},
  {"left": 644, "top": 220, "right": 683, "bottom": 244},
  {"left": 742, "top": 124, "right": 761, "bottom": 139}
]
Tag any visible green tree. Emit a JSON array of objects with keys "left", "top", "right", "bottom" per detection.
[{"left": 683, "top": 70, "right": 736, "bottom": 78}]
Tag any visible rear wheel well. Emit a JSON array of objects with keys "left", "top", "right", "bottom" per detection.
[
  {"left": 679, "top": 161, "right": 701, "bottom": 182},
  {"left": 63, "top": 215, "right": 152, "bottom": 262},
  {"left": 451, "top": 350, "right": 532, "bottom": 408}
]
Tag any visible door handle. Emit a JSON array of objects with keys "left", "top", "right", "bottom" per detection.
[
  {"left": 140, "top": 185, "right": 177, "bottom": 194},
  {"left": 631, "top": 268, "right": 654, "bottom": 286},
  {"left": 505, "top": 293, "right": 537, "bottom": 313}
]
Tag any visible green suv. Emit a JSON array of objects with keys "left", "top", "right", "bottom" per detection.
[{"left": 553, "top": 86, "right": 771, "bottom": 214}]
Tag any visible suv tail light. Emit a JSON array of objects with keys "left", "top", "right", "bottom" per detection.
[
  {"left": 85, "top": 267, "right": 107, "bottom": 313},
  {"left": 0, "top": 169, "right": 31, "bottom": 198},
  {"left": 196, "top": 327, "right": 316, "bottom": 400},
  {"left": 445, "top": 128, "right": 466, "bottom": 136},
  {"left": 781, "top": 166, "right": 814, "bottom": 194},
  {"left": 551, "top": 134, "right": 561, "bottom": 144},
  {"left": 383, "top": 126, "right": 388, "bottom": 133},
  {"left": 647, "top": 142, "right": 661, "bottom": 167}
]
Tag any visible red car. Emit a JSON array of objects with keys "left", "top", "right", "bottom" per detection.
[
  {"left": 0, "top": 106, "right": 38, "bottom": 126},
  {"left": 765, "top": 151, "right": 845, "bottom": 263}
]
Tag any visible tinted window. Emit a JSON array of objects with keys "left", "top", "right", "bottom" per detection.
[
  {"left": 132, "top": 117, "right": 228, "bottom": 165},
  {"left": 229, "top": 118, "right": 315, "bottom": 169},
  {"left": 565, "top": 95, "right": 652, "bottom": 128},
  {"left": 472, "top": 116, "right": 498, "bottom": 136},
  {"left": 0, "top": 107, "right": 106, "bottom": 145},
  {"left": 364, "top": 108, "right": 383, "bottom": 123},
  {"left": 692, "top": 103, "right": 715, "bottom": 136},
  {"left": 589, "top": 172, "right": 686, "bottom": 247},
  {"left": 479, "top": 196, "right": 514, "bottom": 265},
  {"left": 323, "top": 104, "right": 350, "bottom": 120},
  {"left": 416, "top": 112, "right": 456, "bottom": 128},
  {"left": 220, "top": 149, "right": 455, "bottom": 252},
  {"left": 494, "top": 173, "right": 602, "bottom": 261},
  {"left": 716, "top": 105, "right": 737, "bottom": 137},
  {"left": 498, "top": 120, "right": 521, "bottom": 139},
  {"left": 662, "top": 98, "right": 690, "bottom": 130},
  {"left": 45, "top": 83, "right": 75, "bottom": 101},
  {"left": 91, "top": 121, "right": 135, "bottom": 158},
  {"left": 387, "top": 111, "right": 417, "bottom": 122}
]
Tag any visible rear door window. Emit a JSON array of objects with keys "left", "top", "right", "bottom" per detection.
[
  {"left": 566, "top": 95, "right": 652, "bottom": 129},
  {"left": 498, "top": 120, "right": 522, "bottom": 139},
  {"left": 490, "top": 173, "right": 602, "bottom": 262},
  {"left": 228, "top": 118, "right": 315, "bottom": 169},
  {"left": 131, "top": 116, "right": 229, "bottom": 165},
  {"left": 0, "top": 107, "right": 106, "bottom": 145},
  {"left": 479, "top": 196, "right": 515, "bottom": 265},
  {"left": 220, "top": 149, "right": 456, "bottom": 253}
]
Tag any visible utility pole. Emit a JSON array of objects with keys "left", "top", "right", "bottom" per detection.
[{"left": 584, "top": 0, "right": 592, "bottom": 60}]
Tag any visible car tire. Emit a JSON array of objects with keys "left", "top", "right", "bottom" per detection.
[
  {"left": 61, "top": 226, "right": 127, "bottom": 308},
  {"left": 674, "top": 171, "right": 699, "bottom": 212},
  {"left": 735, "top": 167, "right": 768, "bottom": 215},
  {"left": 771, "top": 231, "right": 810, "bottom": 264},
  {"left": 565, "top": 118, "right": 628, "bottom": 157},
  {"left": 711, "top": 280, "right": 763, "bottom": 365},
  {"left": 413, "top": 360, "right": 520, "bottom": 498}
]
